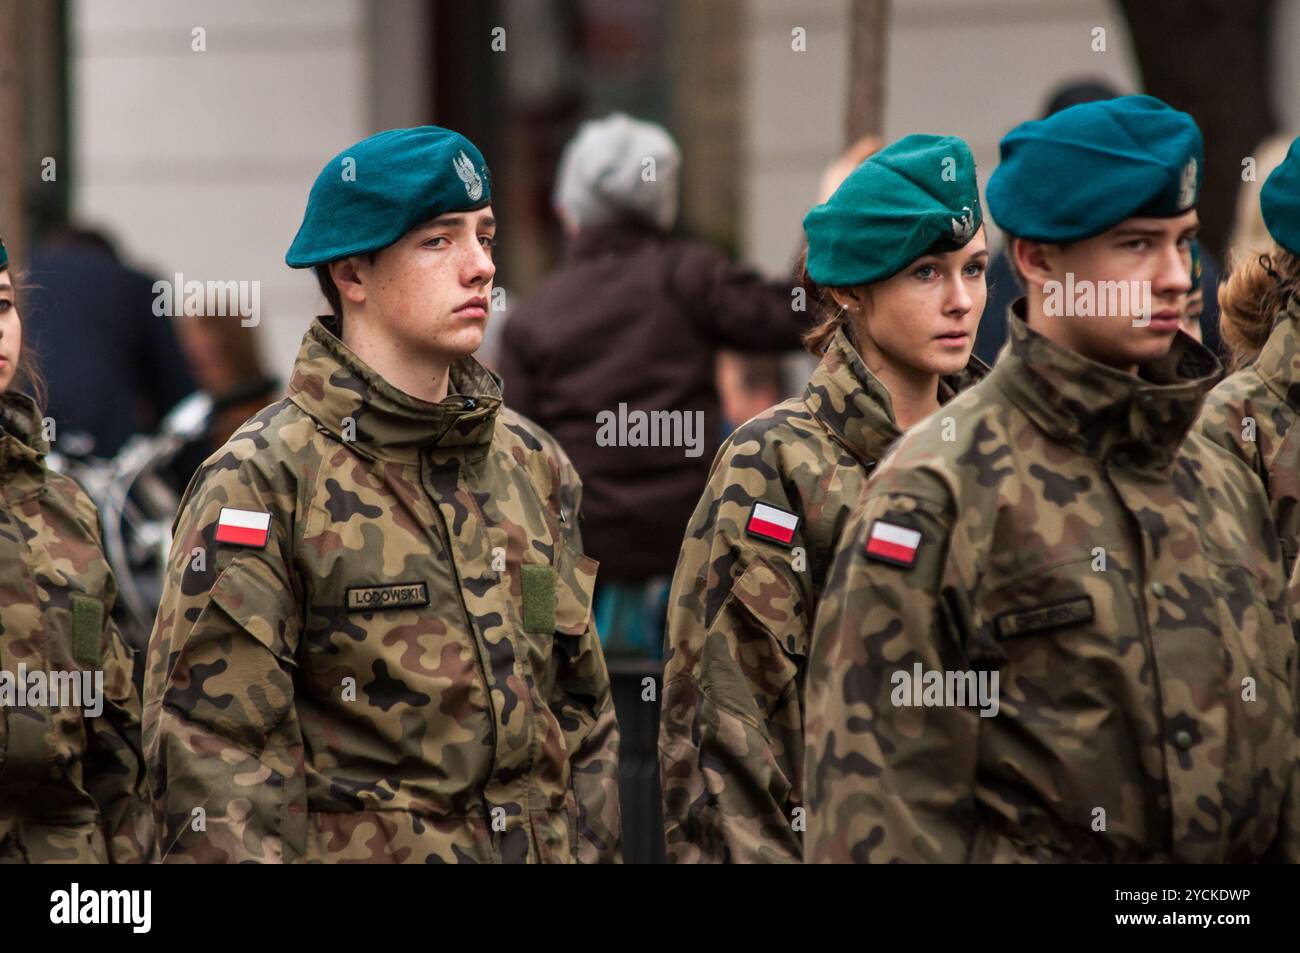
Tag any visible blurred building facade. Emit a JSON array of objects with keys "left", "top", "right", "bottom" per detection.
[{"left": 40, "top": 0, "right": 1300, "bottom": 377}]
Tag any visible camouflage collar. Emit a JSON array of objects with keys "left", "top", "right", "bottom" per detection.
[
  {"left": 806, "top": 325, "right": 989, "bottom": 466},
  {"left": 0, "top": 390, "right": 48, "bottom": 478},
  {"left": 1251, "top": 299, "right": 1300, "bottom": 411},
  {"left": 994, "top": 304, "right": 1222, "bottom": 467},
  {"left": 286, "top": 315, "right": 503, "bottom": 460}
]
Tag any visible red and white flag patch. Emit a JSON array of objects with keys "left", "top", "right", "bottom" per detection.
[
  {"left": 864, "top": 519, "right": 922, "bottom": 567},
  {"left": 745, "top": 502, "right": 800, "bottom": 547},
  {"left": 214, "top": 507, "right": 272, "bottom": 548}
]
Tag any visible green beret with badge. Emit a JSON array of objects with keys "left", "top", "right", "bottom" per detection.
[
  {"left": 987, "top": 94, "right": 1202, "bottom": 243},
  {"left": 802, "top": 133, "right": 982, "bottom": 287},
  {"left": 1261, "top": 136, "right": 1300, "bottom": 257},
  {"left": 286, "top": 125, "right": 492, "bottom": 268}
]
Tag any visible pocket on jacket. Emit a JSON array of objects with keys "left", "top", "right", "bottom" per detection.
[
  {"left": 553, "top": 543, "right": 599, "bottom": 636},
  {"left": 696, "top": 556, "right": 807, "bottom": 743},
  {"left": 168, "top": 559, "right": 298, "bottom": 752}
]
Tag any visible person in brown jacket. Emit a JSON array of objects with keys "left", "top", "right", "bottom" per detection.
[
  {"left": 496, "top": 112, "right": 803, "bottom": 863},
  {"left": 497, "top": 113, "right": 804, "bottom": 651}
]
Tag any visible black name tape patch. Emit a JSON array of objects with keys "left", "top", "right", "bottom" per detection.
[
  {"left": 346, "top": 582, "right": 430, "bottom": 613},
  {"left": 994, "top": 595, "right": 1094, "bottom": 639}
]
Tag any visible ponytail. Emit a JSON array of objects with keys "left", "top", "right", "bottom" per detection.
[
  {"left": 797, "top": 250, "right": 870, "bottom": 356},
  {"left": 1218, "top": 243, "right": 1300, "bottom": 371}
]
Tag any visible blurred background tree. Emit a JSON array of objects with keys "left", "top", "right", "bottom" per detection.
[{"left": 1118, "top": 0, "right": 1278, "bottom": 261}]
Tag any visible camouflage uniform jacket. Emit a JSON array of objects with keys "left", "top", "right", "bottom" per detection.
[
  {"left": 1197, "top": 302, "right": 1300, "bottom": 577},
  {"left": 144, "top": 315, "right": 620, "bottom": 863},
  {"left": 0, "top": 391, "right": 153, "bottom": 863},
  {"left": 805, "top": 311, "right": 1300, "bottom": 863},
  {"left": 659, "top": 326, "right": 987, "bottom": 862}
]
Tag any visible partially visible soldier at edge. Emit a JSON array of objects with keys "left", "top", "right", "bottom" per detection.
[
  {"left": 0, "top": 236, "right": 154, "bottom": 863},
  {"left": 143, "top": 127, "right": 621, "bottom": 863},
  {"left": 1197, "top": 137, "right": 1300, "bottom": 578},
  {"left": 805, "top": 95, "right": 1300, "bottom": 863}
]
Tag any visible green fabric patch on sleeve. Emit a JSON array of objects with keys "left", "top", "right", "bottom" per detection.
[
  {"left": 521, "top": 564, "right": 557, "bottom": 634},
  {"left": 70, "top": 593, "right": 104, "bottom": 667}
]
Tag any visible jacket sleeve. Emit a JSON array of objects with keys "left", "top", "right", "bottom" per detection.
[
  {"left": 804, "top": 482, "right": 982, "bottom": 863},
  {"left": 1195, "top": 391, "right": 1297, "bottom": 576},
  {"left": 547, "top": 450, "right": 621, "bottom": 863},
  {"left": 142, "top": 460, "right": 305, "bottom": 863},
  {"left": 658, "top": 446, "right": 809, "bottom": 863},
  {"left": 1271, "top": 542, "right": 1300, "bottom": 862},
  {"left": 64, "top": 483, "right": 155, "bottom": 863},
  {"left": 1194, "top": 390, "right": 1263, "bottom": 471},
  {"left": 669, "top": 242, "right": 804, "bottom": 353},
  {"left": 83, "top": 620, "right": 156, "bottom": 863}
]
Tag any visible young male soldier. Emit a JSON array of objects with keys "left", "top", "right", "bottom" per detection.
[
  {"left": 143, "top": 127, "right": 621, "bottom": 863},
  {"left": 804, "top": 95, "right": 1300, "bottom": 863}
]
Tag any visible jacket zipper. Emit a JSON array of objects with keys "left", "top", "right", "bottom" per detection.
[{"left": 419, "top": 452, "right": 502, "bottom": 860}]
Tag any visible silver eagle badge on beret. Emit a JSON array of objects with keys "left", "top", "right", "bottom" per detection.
[
  {"left": 951, "top": 205, "right": 976, "bottom": 242},
  {"left": 454, "top": 150, "right": 484, "bottom": 202},
  {"left": 1178, "top": 157, "right": 1198, "bottom": 210}
]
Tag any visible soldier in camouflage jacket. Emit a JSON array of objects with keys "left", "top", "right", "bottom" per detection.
[
  {"left": 144, "top": 126, "right": 620, "bottom": 863},
  {"left": 1197, "top": 138, "right": 1300, "bottom": 577},
  {"left": 660, "top": 135, "right": 989, "bottom": 862},
  {"left": 0, "top": 247, "right": 154, "bottom": 863}
]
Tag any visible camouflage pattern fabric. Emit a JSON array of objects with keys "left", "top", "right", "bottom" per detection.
[
  {"left": 1197, "top": 301, "right": 1300, "bottom": 577},
  {"left": 0, "top": 391, "right": 154, "bottom": 863},
  {"left": 144, "top": 315, "right": 620, "bottom": 863},
  {"left": 805, "top": 309, "right": 1300, "bottom": 863},
  {"left": 660, "top": 325, "right": 987, "bottom": 862}
]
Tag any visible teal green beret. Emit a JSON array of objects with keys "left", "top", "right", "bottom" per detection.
[
  {"left": 0, "top": 235, "right": 7, "bottom": 271},
  {"left": 987, "top": 95, "right": 1202, "bottom": 243},
  {"left": 1261, "top": 137, "right": 1300, "bottom": 256},
  {"left": 803, "top": 134, "right": 982, "bottom": 286},
  {"left": 286, "top": 126, "right": 492, "bottom": 268}
]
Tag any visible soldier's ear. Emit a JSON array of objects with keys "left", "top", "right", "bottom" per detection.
[
  {"left": 1012, "top": 237, "right": 1057, "bottom": 293},
  {"left": 827, "top": 286, "right": 863, "bottom": 314},
  {"left": 330, "top": 256, "right": 367, "bottom": 306}
]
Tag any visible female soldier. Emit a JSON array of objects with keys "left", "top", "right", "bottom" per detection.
[
  {"left": 1197, "top": 137, "right": 1300, "bottom": 577},
  {"left": 0, "top": 237, "right": 153, "bottom": 862},
  {"left": 659, "top": 135, "right": 989, "bottom": 862}
]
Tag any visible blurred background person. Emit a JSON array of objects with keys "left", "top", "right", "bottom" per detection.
[
  {"left": 173, "top": 309, "right": 279, "bottom": 452},
  {"left": 497, "top": 113, "right": 804, "bottom": 655},
  {"left": 22, "top": 226, "right": 197, "bottom": 460},
  {"left": 495, "top": 112, "right": 805, "bottom": 864},
  {"left": 716, "top": 350, "right": 784, "bottom": 435}
]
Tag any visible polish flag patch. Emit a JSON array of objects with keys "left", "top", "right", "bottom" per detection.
[
  {"left": 214, "top": 507, "right": 272, "bottom": 549},
  {"left": 745, "top": 502, "right": 800, "bottom": 547},
  {"left": 864, "top": 519, "right": 922, "bottom": 567}
]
